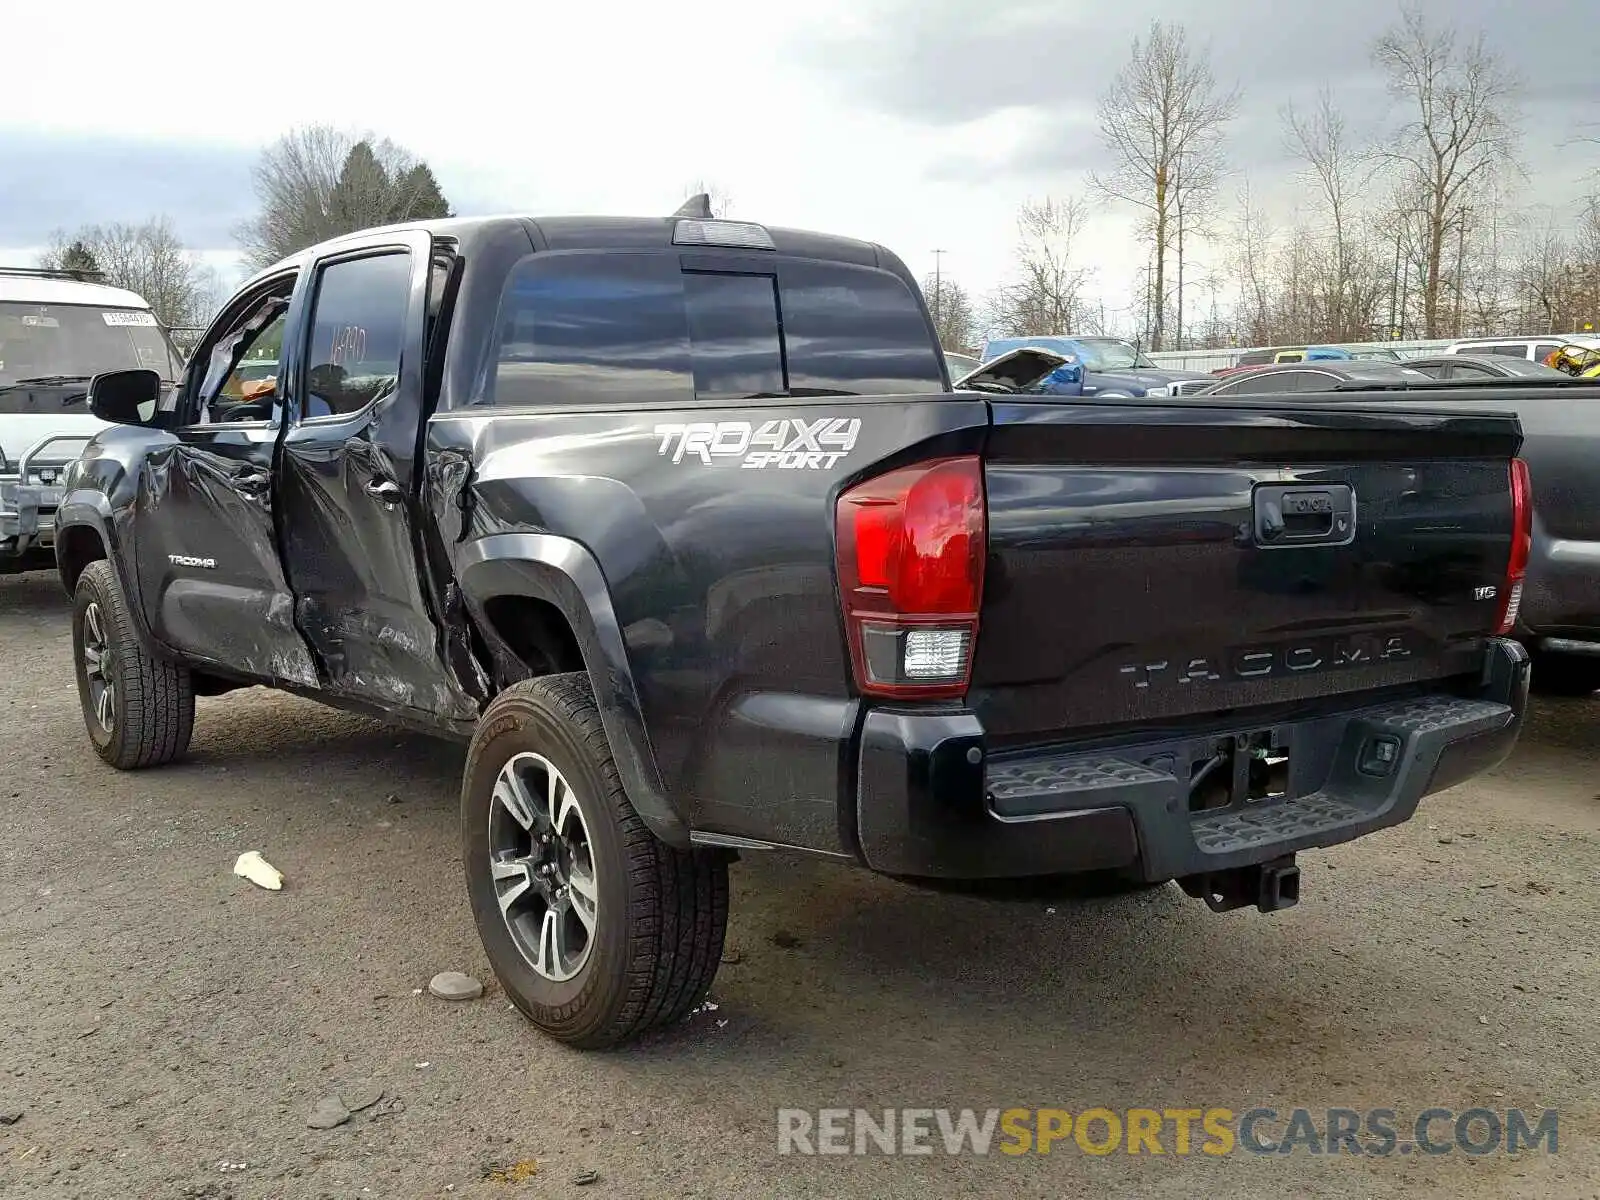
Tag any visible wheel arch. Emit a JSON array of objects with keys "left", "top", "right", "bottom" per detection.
[
  {"left": 456, "top": 533, "right": 687, "bottom": 847},
  {"left": 56, "top": 521, "right": 108, "bottom": 595}
]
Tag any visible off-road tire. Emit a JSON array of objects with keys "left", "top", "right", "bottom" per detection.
[
  {"left": 72, "top": 560, "right": 195, "bottom": 769},
  {"left": 461, "top": 673, "right": 728, "bottom": 1049},
  {"left": 1530, "top": 651, "right": 1600, "bottom": 697}
]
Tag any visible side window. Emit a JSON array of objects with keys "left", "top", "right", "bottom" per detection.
[
  {"left": 1533, "top": 343, "right": 1561, "bottom": 363},
  {"left": 778, "top": 262, "right": 945, "bottom": 395},
  {"left": 301, "top": 252, "right": 412, "bottom": 419},
  {"left": 1486, "top": 344, "right": 1529, "bottom": 359},
  {"left": 493, "top": 253, "right": 691, "bottom": 407},
  {"left": 1275, "top": 351, "right": 1304, "bottom": 363},
  {"left": 682, "top": 272, "right": 783, "bottom": 399},
  {"left": 1213, "top": 372, "right": 1284, "bottom": 395},
  {"left": 487, "top": 251, "right": 947, "bottom": 408},
  {"left": 190, "top": 288, "right": 295, "bottom": 426},
  {"left": 1450, "top": 363, "right": 1498, "bottom": 380},
  {"left": 1452, "top": 344, "right": 1493, "bottom": 356}
]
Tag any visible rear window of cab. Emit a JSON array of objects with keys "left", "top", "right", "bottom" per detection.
[{"left": 484, "top": 250, "right": 943, "bottom": 407}]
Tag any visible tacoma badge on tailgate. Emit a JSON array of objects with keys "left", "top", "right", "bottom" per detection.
[{"left": 1120, "top": 632, "right": 1411, "bottom": 689}]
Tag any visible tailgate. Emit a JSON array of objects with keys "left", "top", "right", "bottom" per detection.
[{"left": 972, "top": 400, "right": 1522, "bottom": 743}]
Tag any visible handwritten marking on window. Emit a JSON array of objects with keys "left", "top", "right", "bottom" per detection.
[{"left": 329, "top": 325, "right": 367, "bottom": 365}]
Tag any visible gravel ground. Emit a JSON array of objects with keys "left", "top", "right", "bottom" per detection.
[{"left": 2, "top": 569, "right": 1597, "bottom": 1199}]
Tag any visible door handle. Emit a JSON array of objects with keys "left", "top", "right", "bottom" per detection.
[
  {"left": 234, "top": 470, "right": 271, "bottom": 498},
  {"left": 366, "top": 478, "right": 404, "bottom": 505}
]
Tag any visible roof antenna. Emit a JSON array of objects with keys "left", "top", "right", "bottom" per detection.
[{"left": 673, "top": 192, "right": 714, "bottom": 219}]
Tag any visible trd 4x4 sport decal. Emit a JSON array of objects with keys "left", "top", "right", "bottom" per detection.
[{"left": 654, "top": 418, "right": 861, "bottom": 469}]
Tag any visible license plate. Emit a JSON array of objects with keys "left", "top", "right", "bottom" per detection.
[{"left": 34, "top": 486, "right": 63, "bottom": 507}]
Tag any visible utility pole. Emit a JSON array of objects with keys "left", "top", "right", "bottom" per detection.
[{"left": 932, "top": 249, "right": 947, "bottom": 334}]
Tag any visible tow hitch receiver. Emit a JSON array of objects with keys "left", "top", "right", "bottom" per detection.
[{"left": 1179, "top": 854, "right": 1300, "bottom": 913}]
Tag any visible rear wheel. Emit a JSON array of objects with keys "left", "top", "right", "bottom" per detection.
[
  {"left": 461, "top": 673, "right": 728, "bottom": 1048},
  {"left": 1530, "top": 651, "right": 1600, "bottom": 697},
  {"left": 72, "top": 561, "right": 195, "bottom": 769}
]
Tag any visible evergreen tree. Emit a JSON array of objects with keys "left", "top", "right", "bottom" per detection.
[
  {"left": 238, "top": 125, "right": 460, "bottom": 264},
  {"left": 327, "top": 141, "right": 395, "bottom": 235},
  {"left": 59, "top": 241, "right": 101, "bottom": 276},
  {"left": 389, "top": 163, "right": 452, "bottom": 222}
]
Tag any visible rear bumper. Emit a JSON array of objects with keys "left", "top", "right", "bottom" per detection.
[{"left": 855, "top": 637, "right": 1529, "bottom": 881}]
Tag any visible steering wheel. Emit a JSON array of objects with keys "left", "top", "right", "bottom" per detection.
[{"left": 211, "top": 399, "right": 273, "bottom": 422}]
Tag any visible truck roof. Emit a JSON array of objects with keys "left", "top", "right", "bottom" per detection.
[
  {"left": 244, "top": 213, "right": 901, "bottom": 291},
  {"left": 0, "top": 273, "right": 154, "bottom": 311}
]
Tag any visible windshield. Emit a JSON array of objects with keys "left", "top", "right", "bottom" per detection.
[
  {"left": 0, "top": 301, "right": 182, "bottom": 387},
  {"left": 1076, "top": 338, "right": 1151, "bottom": 371}
]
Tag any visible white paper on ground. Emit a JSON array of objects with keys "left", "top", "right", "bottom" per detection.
[{"left": 233, "top": 850, "right": 284, "bottom": 891}]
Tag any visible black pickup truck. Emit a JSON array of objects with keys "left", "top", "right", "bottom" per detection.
[{"left": 55, "top": 202, "right": 1531, "bottom": 1048}]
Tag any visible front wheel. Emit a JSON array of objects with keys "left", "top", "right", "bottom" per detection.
[
  {"left": 461, "top": 674, "right": 728, "bottom": 1049},
  {"left": 72, "top": 561, "right": 195, "bottom": 769}
]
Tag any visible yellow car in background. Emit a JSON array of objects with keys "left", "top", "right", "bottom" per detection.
[{"left": 1545, "top": 344, "right": 1600, "bottom": 379}]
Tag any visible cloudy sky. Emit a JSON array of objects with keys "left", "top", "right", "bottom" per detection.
[{"left": 3, "top": 0, "right": 1595, "bottom": 332}]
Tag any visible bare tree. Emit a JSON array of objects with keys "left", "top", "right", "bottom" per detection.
[
  {"left": 1171, "top": 153, "right": 1237, "bottom": 350},
  {"left": 1511, "top": 215, "right": 1571, "bottom": 333},
  {"left": 920, "top": 273, "right": 976, "bottom": 351},
  {"left": 236, "top": 125, "right": 452, "bottom": 268},
  {"left": 1092, "top": 20, "right": 1238, "bottom": 350},
  {"left": 1372, "top": 6, "right": 1521, "bottom": 338},
  {"left": 988, "top": 196, "right": 1097, "bottom": 336},
  {"left": 1578, "top": 196, "right": 1600, "bottom": 333},
  {"left": 1282, "top": 87, "right": 1382, "bottom": 340},
  {"left": 41, "top": 218, "right": 219, "bottom": 328},
  {"left": 1226, "top": 183, "right": 1276, "bottom": 347},
  {"left": 683, "top": 178, "right": 734, "bottom": 218}
]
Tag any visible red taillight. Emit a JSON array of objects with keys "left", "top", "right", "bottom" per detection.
[
  {"left": 835, "top": 456, "right": 985, "bottom": 699},
  {"left": 1495, "top": 457, "right": 1532, "bottom": 635}
]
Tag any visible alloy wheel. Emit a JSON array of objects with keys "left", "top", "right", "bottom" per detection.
[
  {"left": 487, "top": 752, "right": 600, "bottom": 982},
  {"left": 82, "top": 601, "right": 116, "bottom": 732}
]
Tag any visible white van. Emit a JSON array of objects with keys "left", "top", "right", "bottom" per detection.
[
  {"left": 1, "top": 268, "right": 184, "bottom": 573},
  {"left": 1442, "top": 334, "right": 1600, "bottom": 363}
]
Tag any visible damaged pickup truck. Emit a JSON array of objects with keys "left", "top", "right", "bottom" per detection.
[{"left": 55, "top": 203, "right": 1532, "bottom": 1048}]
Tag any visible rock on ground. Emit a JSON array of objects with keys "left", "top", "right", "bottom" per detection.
[{"left": 428, "top": 971, "right": 484, "bottom": 1001}]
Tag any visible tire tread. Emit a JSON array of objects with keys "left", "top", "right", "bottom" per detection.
[
  {"left": 463, "top": 673, "right": 726, "bottom": 1048},
  {"left": 77, "top": 561, "right": 194, "bottom": 769}
]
